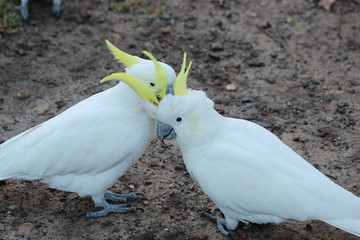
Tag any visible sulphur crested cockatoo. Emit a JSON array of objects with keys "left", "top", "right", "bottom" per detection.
[
  {"left": 152, "top": 62, "right": 360, "bottom": 237},
  {"left": 15, "top": 0, "right": 64, "bottom": 20},
  {"left": 0, "top": 40, "right": 175, "bottom": 217}
]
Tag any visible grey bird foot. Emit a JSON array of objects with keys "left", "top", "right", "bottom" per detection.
[
  {"left": 14, "top": 0, "right": 28, "bottom": 20},
  {"left": 52, "top": 0, "right": 64, "bottom": 18},
  {"left": 104, "top": 190, "right": 146, "bottom": 202},
  {"left": 201, "top": 210, "right": 230, "bottom": 236},
  {"left": 86, "top": 199, "right": 142, "bottom": 217}
]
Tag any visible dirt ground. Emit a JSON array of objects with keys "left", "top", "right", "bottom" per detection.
[{"left": 1, "top": 0, "right": 360, "bottom": 239}]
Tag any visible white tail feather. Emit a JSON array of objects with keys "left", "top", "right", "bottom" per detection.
[{"left": 325, "top": 219, "right": 360, "bottom": 237}]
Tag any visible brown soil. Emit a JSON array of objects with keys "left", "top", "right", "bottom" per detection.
[{"left": 1, "top": 0, "right": 360, "bottom": 239}]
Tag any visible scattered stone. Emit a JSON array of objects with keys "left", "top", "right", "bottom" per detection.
[
  {"left": 208, "top": 52, "right": 221, "bottom": 61},
  {"left": 325, "top": 116, "right": 334, "bottom": 123},
  {"left": 17, "top": 222, "right": 39, "bottom": 236},
  {"left": 35, "top": 104, "right": 51, "bottom": 116},
  {"left": 143, "top": 200, "right": 150, "bottom": 205},
  {"left": 337, "top": 102, "right": 348, "bottom": 108},
  {"left": 301, "top": 80, "right": 310, "bottom": 88},
  {"left": 210, "top": 42, "right": 224, "bottom": 51},
  {"left": 161, "top": 14, "right": 171, "bottom": 21},
  {"left": 225, "top": 11, "right": 232, "bottom": 18},
  {"left": 262, "top": 22, "right": 272, "bottom": 29},
  {"left": 17, "top": 91, "right": 26, "bottom": 99},
  {"left": 272, "top": 123, "right": 281, "bottom": 130},
  {"left": 267, "top": 77, "right": 275, "bottom": 84},
  {"left": 226, "top": 84, "right": 237, "bottom": 91},
  {"left": 292, "top": 136, "right": 300, "bottom": 142},
  {"left": 181, "top": 212, "right": 189, "bottom": 219},
  {"left": 214, "top": 80, "right": 221, "bottom": 86},
  {"left": 248, "top": 62, "right": 265, "bottom": 67},
  {"left": 158, "top": 148, "right": 166, "bottom": 153},
  {"left": 136, "top": 160, "right": 150, "bottom": 168},
  {"left": 161, "top": 27, "right": 170, "bottom": 35},
  {"left": 18, "top": 48, "right": 26, "bottom": 56},
  {"left": 270, "top": 52, "right": 278, "bottom": 58}
]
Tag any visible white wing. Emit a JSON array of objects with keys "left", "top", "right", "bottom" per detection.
[
  {"left": 186, "top": 118, "right": 360, "bottom": 224},
  {"left": 0, "top": 84, "right": 154, "bottom": 182}
]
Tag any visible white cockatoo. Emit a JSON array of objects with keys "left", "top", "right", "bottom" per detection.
[
  {"left": 0, "top": 40, "right": 176, "bottom": 217},
  {"left": 15, "top": 0, "right": 64, "bottom": 20},
  {"left": 152, "top": 60, "right": 360, "bottom": 237}
]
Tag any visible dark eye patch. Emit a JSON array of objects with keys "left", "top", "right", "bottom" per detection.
[{"left": 150, "top": 82, "right": 155, "bottom": 87}]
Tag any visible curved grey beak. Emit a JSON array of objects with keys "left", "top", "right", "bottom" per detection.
[{"left": 157, "top": 122, "right": 177, "bottom": 143}]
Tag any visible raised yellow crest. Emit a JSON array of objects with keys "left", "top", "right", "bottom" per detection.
[
  {"left": 101, "top": 73, "right": 159, "bottom": 106},
  {"left": 174, "top": 53, "right": 192, "bottom": 96},
  {"left": 105, "top": 40, "right": 140, "bottom": 69}
]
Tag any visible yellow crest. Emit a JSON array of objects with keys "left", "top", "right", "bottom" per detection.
[
  {"left": 105, "top": 40, "right": 140, "bottom": 68},
  {"left": 142, "top": 51, "right": 168, "bottom": 100},
  {"left": 174, "top": 53, "right": 192, "bottom": 96},
  {"left": 101, "top": 73, "right": 159, "bottom": 106}
]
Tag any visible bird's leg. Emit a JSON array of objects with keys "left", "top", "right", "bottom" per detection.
[
  {"left": 86, "top": 198, "right": 141, "bottom": 218},
  {"left": 52, "top": 0, "right": 64, "bottom": 18},
  {"left": 104, "top": 190, "right": 145, "bottom": 202},
  {"left": 201, "top": 210, "right": 231, "bottom": 236},
  {"left": 14, "top": 0, "right": 29, "bottom": 20}
]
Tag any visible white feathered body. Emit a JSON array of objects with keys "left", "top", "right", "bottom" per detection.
[
  {"left": 161, "top": 92, "right": 360, "bottom": 236},
  {"left": 0, "top": 83, "right": 155, "bottom": 203}
]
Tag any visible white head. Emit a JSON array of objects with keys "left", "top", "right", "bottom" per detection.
[
  {"left": 156, "top": 90, "right": 220, "bottom": 148},
  {"left": 101, "top": 40, "right": 176, "bottom": 117}
]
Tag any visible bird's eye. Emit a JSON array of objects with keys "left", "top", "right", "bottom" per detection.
[
  {"left": 150, "top": 82, "right": 155, "bottom": 87},
  {"left": 176, "top": 117, "right": 183, "bottom": 123}
]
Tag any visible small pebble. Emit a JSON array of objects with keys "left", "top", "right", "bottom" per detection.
[
  {"left": 158, "top": 148, "right": 166, "bottom": 153},
  {"left": 210, "top": 42, "right": 224, "bottom": 51},
  {"left": 301, "top": 80, "right": 310, "bottom": 88},
  {"left": 161, "top": 14, "right": 171, "bottom": 21},
  {"left": 267, "top": 77, "right": 275, "bottom": 84},
  {"left": 270, "top": 52, "right": 278, "bottom": 58},
  {"left": 325, "top": 116, "right": 334, "bottom": 123},
  {"left": 292, "top": 136, "right": 300, "bottom": 142},
  {"left": 16, "top": 91, "right": 26, "bottom": 99},
  {"left": 208, "top": 52, "right": 221, "bottom": 61},
  {"left": 35, "top": 104, "right": 51, "bottom": 116},
  {"left": 337, "top": 102, "right": 347, "bottom": 108},
  {"left": 18, "top": 48, "right": 26, "bottom": 56},
  {"left": 214, "top": 80, "right": 221, "bottom": 86}
]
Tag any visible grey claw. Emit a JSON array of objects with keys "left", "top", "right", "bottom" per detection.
[
  {"left": 136, "top": 207, "right": 144, "bottom": 212},
  {"left": 135, "top": 193, "right": 147, "bottom": 200}
]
